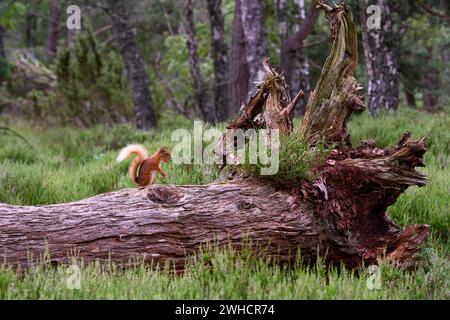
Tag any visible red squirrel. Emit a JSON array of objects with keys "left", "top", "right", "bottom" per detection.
[{"left": 117, "top": 144, "right": 171, "bottom": 186}]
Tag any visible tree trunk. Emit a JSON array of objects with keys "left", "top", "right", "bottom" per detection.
[
  {"left": 0, "top": 25, "right": 6, "bottom": 85},
  {"left": 0, "top": 0, "right": 4, "bottom": 61},
  {"left": 228, "top": 0, "right": 249, "bottom": 115},
  {"left": 240, "top": 0, "right": 268, "bottom": 100},
  {"left": 0, "top": 3, "right": 430, "bottom": 271},
  {"left": 276, "top": 0, "right": 288, "bottom": 62},
  {"left": 47, "top": 0, "right": 62, "bottom": 59},
  {"left": 291, "top": 0, "right": 313, "bottom": 113},
  {"left": 0, "top": 140, "right": 429, "bottom": 270},
  {"left": 183, "top": 0, "right": 215, "bottom": 123},
  {"left": 282, "top": 0, "right": 318, "bottom": 103},
  {"left": 359, "top": 0, "right": 399, "bottom": 114},
  {"left": 300, "top": 2, "right": 365, "bottom": 146},
  {"left": 207, "top": 0, "right": 229, "bottom": 122},
  {"left": 26, "top": 13, "right": 37, "bottom": 49},
  {"left": 0, "top": 25, "right": 5, "bottom": 60},
  {"left": 422, "top": 47, "right": 440, "bottom": 112},
  {"left": 107, "top": 0, "right": 158, "bottom": 129},
  {"left": 404, "top": 89, "right": 416, "bottom": 108}
]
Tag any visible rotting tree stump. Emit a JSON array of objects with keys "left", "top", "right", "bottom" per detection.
[{"left": 0, "top": 2, "right": 429, "bottom": 269}]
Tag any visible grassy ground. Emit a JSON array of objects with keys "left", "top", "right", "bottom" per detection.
[{"left": 0, "top": 108, "right": 448, "bottom": 299}]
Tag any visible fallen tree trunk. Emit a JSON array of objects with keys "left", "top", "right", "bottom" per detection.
[
  {"left": 0, "top": 2, "right": 430, "bottom": 270},
  {"left": 0, "top": 134, "right": 428, "bottom": 269}
]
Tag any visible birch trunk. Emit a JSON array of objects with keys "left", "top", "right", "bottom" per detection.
[{"left": 359, "top": 0, "right": 399, "bottom": 114}]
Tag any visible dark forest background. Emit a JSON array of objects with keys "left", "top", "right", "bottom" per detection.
[{"left": 0, "top": 0, "right": 448, "bottom": 129}]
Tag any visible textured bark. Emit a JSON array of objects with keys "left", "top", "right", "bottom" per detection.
[
  {"left": 359, "top": 0, "right": 399, "bottom": 114},
  {"left": 46, "top": 0, "right": 62, "bottom": 59},
  {"left": 107, "top": 0, "right": 157, "bottom": 129},
  {"left": 183, "top": 0, "right": 215, "bottom": 123},
  {"left": 228, "top": 0, "right": 249, "bottom": 115},
  {"left": 207, "top": 0, "right": 229, "bottom": 122},
  {"left": 262, "top": 59, "right": 304, "bottom": 134},
  {"left": 300, "top": 3, "right": 365, "bottom": 146},
  {"left": 241, "top": 0, "right": 268, "bottom": 100},
  {"left": 225, "top": 58, "right": 303, "bottom": 135}
]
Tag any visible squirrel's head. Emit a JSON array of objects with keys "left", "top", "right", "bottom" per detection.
[{"left": 159, "top": 146, "right": 171, "bottom": 163}]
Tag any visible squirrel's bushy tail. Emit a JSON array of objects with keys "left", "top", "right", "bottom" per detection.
[{"left": 117, "top": 144, "right": 148, "bottom": 184}]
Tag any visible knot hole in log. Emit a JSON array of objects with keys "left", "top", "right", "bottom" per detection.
[
  {"left": 147, "top": 185, "right": 184, "bottom": 204},
  {"left": 236, "top": 201, "right": 257, "bottom": 211}
]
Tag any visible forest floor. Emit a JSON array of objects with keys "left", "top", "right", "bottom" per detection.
[{"left": 0, "top": 108, "right": 448, "bottom": 299}]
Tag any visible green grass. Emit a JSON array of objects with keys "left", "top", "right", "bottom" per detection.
[
  {"left": 0, "top": 108, "right": 449, "bottom": 299},
  {"left": 0, "top": 247, "right": 448, "bottom": 299},
  {"left": 0, "top": 114, "right": 218, "bottom": 205}
]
